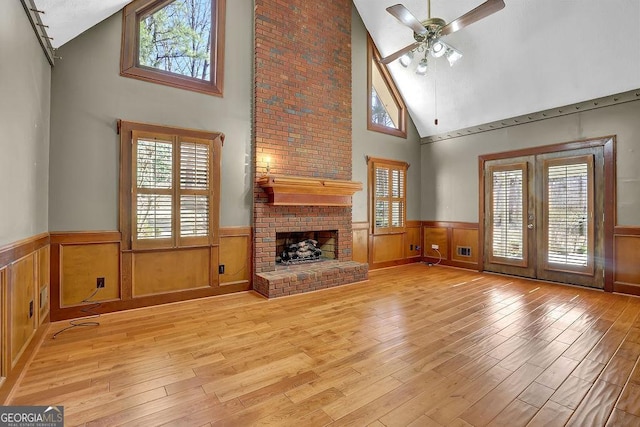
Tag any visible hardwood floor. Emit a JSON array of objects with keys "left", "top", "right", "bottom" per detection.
[{"left": 9, "top": 264, "right": 640, "bottom": 426}]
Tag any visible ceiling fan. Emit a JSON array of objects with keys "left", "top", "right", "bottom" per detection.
[{"left": 380, "top": 0, "right": 505, "bottom": 73}]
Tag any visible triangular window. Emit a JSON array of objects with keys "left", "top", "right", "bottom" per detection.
[{"left": 367, "top": 35, "right": 407, "bottom": 138}]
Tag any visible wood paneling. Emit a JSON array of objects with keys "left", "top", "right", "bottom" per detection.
[
  {"left": 9, "top": 254, "right": 36, "bottom": 368},
  {"left": 0, "top": 234, "right": 51, "bottom": 404},
  {"left": 451, "top": 228, "right": 479, "bottom": 264},
  {"left": 404, "top": 224, "right": 422, "bottom": 259},
  {"left": 133, "top": 248, "right": 210, "bottom": 296},
  {"left": 423, "top": 227, "right": 448, "bottom": 260},
  {"left": 614, "top": 233, "right": 640, "bottom": 295},
  {"left": 219, "top": 227, "right": 251, "bottom": 286},
  {"left": 372, "top": 234, "right": 404, "bottom": 264},
  {"left": 422, "top": 221, "right": 480, "bottom": 270},
  {"left": 51, "top": 229, "right": 251, "bottom": 321},
  {"left": 37, "top": 246, "right": 50, "bottom": 323},
  {"left": 0, "top": 267, "right": 5, "bottom": 379},
  {"left": 0, "top": 233, "right": 49, "bottom": 269},
  {"left": 352, "top": 222, "right": 369, "bottom": 264},
  {"left": 60, "top": 243, "right": 120, "bottom": 306}
]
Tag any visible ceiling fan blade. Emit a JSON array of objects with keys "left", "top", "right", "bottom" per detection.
[
  {"left": 386, "top": 4, "right": 428, "bottom": 35},
  {"left": 379, "top": 42, "right": 422, "bottom": 65},
  {"left": 439, "top": 0, "right": 505, "bottom": 36}
]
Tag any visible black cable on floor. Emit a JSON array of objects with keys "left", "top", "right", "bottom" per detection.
[{"left": 52, "top": 288, "right": 101, "bottom": 339}]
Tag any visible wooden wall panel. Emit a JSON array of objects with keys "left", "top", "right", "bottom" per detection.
[
  {"left": 0, "top": 267, "right": 5, "bottom": 379},
  {"left": 451, "top": 228, "right": 479, "bottom": 264},
  {"left": 404, "top": 224, "right": 422, "bottom": 259},
  {"left": 133, "top": 248, "right": 210, "bottom": 297},
  {"left": 9, "top": 254, "right": 36, "bottom": 368},
  {"left": 60, "top": 243, "right": 120, "bottom": 306},
  {"left": 423, "top": 227, "right": 449, "bottom": 260},
  {"left": 614, "top": 234, "right": 640, "bottom": 294},
  {"left": 422, "top": 221, "right": 480, "bottom": 270},
  {"left": 352, "top": 222, "right": 369, "bottom": 264},
  {"left": 37, "top": 246, "right": 50, "bottom": 323},
  {"left": 372, "top": 234, "right": 404, "bottom": 264},
  {"left": 219, "top": 227, "right": 251, "bottom": 286}
]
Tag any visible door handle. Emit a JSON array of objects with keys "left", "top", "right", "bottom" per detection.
[{"left": 527, "top": 224, "right": 534, "bottom": 229}]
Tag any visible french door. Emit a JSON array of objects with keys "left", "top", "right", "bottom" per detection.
[{"left": 483, "top": 147, "right": 605, "bottom": 288}]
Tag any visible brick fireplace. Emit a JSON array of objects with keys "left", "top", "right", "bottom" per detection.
[{"left": 253, "top": 0, "right": 368, "bottom": 297}]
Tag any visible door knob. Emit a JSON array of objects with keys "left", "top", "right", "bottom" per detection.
[{"left": 527, "top": 224, "right": 534, "bottom": 229}]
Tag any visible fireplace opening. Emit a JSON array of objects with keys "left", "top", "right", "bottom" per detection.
[{"left": 276, "top": 230, "right": 337, "bottom": 265}]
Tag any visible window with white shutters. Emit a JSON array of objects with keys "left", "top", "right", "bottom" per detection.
[
  {"left": 125, "top": 124, "right": 221, "bottom": 250},
  {"left": 544, "top": 155, "right": 594, "bottom": 274},
  {"left": 369, "top": 157, "right": 408, "bottom": 234}
]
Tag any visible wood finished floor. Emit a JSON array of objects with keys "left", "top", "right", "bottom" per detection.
[{"left": 10, "top": 264, "right": 640, "bottom": 426}]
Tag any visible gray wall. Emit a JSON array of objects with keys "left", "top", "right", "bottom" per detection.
[
  {"left": 421, "top": 101, "right": 640, "bottom": 225},
  {"left": 49, "top": 0, "right": 253, "bottom": 231},
  {"left": 351, "top": 6, "right": 422, "bottom": 223},
  {"left": 0, "top": 1, "right": 51, "bottom": 246}
]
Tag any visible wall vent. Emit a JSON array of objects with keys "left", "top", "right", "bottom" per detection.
[{"left": 457, "top": 246, "right": 472, "bottom": 257}]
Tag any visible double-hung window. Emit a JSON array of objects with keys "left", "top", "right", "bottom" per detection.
[{"left": 119, "top": 121, "right": 222, "bottom": 250}]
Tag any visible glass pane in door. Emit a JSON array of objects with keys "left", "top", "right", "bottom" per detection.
[{"left": 543, "top": 156, "right": 594, "bottom": 274}]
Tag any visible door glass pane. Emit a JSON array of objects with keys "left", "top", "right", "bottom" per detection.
[
  {"left": 547, "top": 163, "right": 589, "bottom": 267},
  {"left": 492, "top": 169, "right": 524, "bottom": 259}
]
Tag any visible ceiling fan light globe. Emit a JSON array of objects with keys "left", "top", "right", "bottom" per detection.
[
  {"left": 430, "top": 40, "right": 446, "bottom": 58},
  {"left": 445, "top": 48, "right": 463, "bottom": 67},
  {"left": 416, "top": 58, "right": 428, "bottom": 75},
  {"left": 399, "top": 51, "right": 413, "bottom": 67}
]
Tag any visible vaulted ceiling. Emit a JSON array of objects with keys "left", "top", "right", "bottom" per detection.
[{"left": 32, "top": 0, "right": 640, "bottom": 138}]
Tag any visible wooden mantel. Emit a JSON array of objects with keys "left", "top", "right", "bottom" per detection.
[{"left": 257, "top": 175, "right": 363, "bottom": 206}]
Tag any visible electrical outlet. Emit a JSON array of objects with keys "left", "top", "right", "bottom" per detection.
[
  {"left": 431, "top": 244, "right": 439, "bottom": 250},
  {"left": 97, "top": 277, "right": 105, "bottom": 288},
  {"left": 218, "top": 265, "right": 225, "bottom": 274}
]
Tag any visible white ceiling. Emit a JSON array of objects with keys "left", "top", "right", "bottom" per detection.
[
  {"left": 35, "top": 0, "right": 130, "bottom": 48},
  {"left": 31, "top": 0, "right": 640, "bottom": 139},
  {"left": 354, "top": 0, "right": 640, "bottom": 137}
]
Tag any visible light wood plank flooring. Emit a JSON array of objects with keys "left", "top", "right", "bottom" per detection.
[{"left": 9, "top": 264, "right": 640, "bottom": 426}]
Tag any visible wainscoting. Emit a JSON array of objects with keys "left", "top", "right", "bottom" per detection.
[
  {"left": 0, "top": 233, "right": 50, "bottom": 403},
  {"left": 50, "top": 227, "right": 252, "bottom": 321},
  {"left": 613, "top": 226, "right": 640, "bottom": 296},
  {"left": 353, "top": 221, "right": 422, "bottom": 270},
  {"left": 422, "top": 221, "right": 480, "bottom": 270}
]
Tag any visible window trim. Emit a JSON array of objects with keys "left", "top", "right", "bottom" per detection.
[
  {"left": 120, "top": 0, "right": 225, "bottom": 96},
  {"left": 119, "top": 120, "right": 223, "bottom": 251},
  {"left": 367, "top": 35, "right": 407, "bottom": 138},
  {"left": 367, "top": 156, "right": 409, "bottom": 235}
]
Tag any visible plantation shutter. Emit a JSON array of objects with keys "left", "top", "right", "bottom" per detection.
[
  {"left": 370, "top": 158, "right": 408, "bottom": 234},
  {"left": 543, "top": 155, "right": 594, "bottom": 274},
  {"left": 131, "top": 131, "right": 214, "bottom": 249},
  {"left": 489, "top": 163, "right": 528, "bottom": 267},
  {"left": 179, "top": 139, "right": 212, "bottom": 245},
  {"left": 133, "top": 133, "right": 174, "bottom": 249}
]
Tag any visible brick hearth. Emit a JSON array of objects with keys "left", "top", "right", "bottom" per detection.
[{"left": 253, "top": 0, "right": 368, "bottom": 297}]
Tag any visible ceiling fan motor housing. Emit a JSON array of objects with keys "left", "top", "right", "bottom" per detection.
[{"left": 413, "top": 17, "right": 446, "bottom": 42}]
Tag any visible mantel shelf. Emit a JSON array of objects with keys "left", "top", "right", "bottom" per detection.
[{"left": 257, "top": 175, "right": 363, "bottom": 206}]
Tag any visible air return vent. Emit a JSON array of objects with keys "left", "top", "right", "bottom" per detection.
[{"left": 457, "top": 246, "right": 472, "bottom": 257}]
